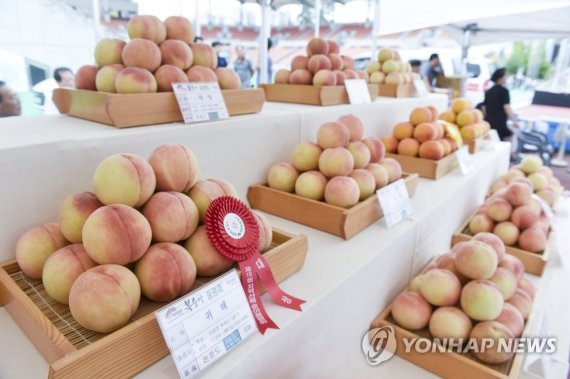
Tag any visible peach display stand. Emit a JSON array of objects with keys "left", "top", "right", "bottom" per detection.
[
  {"left": 0, "top": 229, "right": 307, "bottom": 379},
  {"left": 385, "top": 152, "right": 458, "bottom": 180},
  {"left": 52, "top": 88, "right": 265, "bottom": 128},
  {"left": 260, "top": 84, "right": 379, "bottom": 106}
]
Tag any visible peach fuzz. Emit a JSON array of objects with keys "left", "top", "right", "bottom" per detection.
[
  {"left": 486, "top": 197, "right": 513, "bottom": 222},
  {"left": 15, "top": 223, "right": 69, "bottom": 279},
  {"left": 380, "top": 157, "right": 402, "bottom": 183},
  {"left": 291, "top": 55, "right": 309, "bottom": 70},
  {"left": 349, "top": 169, "right": 376, "bottom": 201},
  {"left": 42, "top": 244, "right": 98, "bottom": 305},
  {"left": 347, "top": 141, "right": 371, "bottom": 169},
  {"left": 495, "top": 303, "right": 525, "bottom": 337},
  {"left": 74, "top": 65, "right": 99, "bottom": 90},
  {"left": 419, "top": 140, "right": 444, "bottom": 160},
  {"left": 460, "top": 280, "right": 504, "bottom": 321},
  {"left": 191, "top": 43, "right": 217, "bottom": 69},
  {"left": 409, "top": 107, "right": 432, "bottom": 125},
  {"left": 317, "top": 121, "right": 350, "bottom": 149},
  {"left": 468, "top": 214, "right": 495, "bottom": 234},
  {"left": 518, "top": 228, "right": 547, "bottom": 253},
  {"left": 397, "top": 138, "right": 420, "bottom": 157},
  {"left": 451, "top": 98, "right": 472, "bottom": 114},
  {"left": 154, "top": 65, "right": 188, "bottom": 92},
  {"left": 95, "top": 64, "right": 125, "bottom": 93},
  {"left": 127, "top": 14, "right": 166, "bottom": 44},
  {"left": 121, "top": 38, "right": 162, "bottom": 72},
  {"left": 149, "top": 144, "right": 200, "bottom": 192},
  {"left": 59, "top": 191, "right": 103, "bottom": 243},
  {"left": 291, "top": 142, "right": 322, "bottom": 172},
  {"left": 82, "top": 204, "right": 152, "bottom": 265},
  {"left": 115, "top": 67, "right": 158, "bottom": 94},
  {"left": 92, "top": 153, "right": 156, "bottom": 207},
  {"left": 489, "top": 267, "right": 517, "bottom": 300},
  {"left": 142, "top": 192, "right": 199, "bottom": 242},
  {"left": 499, "top": 254, "right": 524, "bottom": 282},
  {"left": 413, "top": 123, "right": 437, "bottom": 143},
  {"left": 429, "top": 306, "right": 472, "bottom": 340},
  {"left": 188, "top": 179, "right": 239, "bottom": 222},
  {"left": 506, "top": 289, "right": 533, "bottom": 319},
  {"left": 312, "top": 69, "right": 336, "bottom": 86},
  {"left": 382, "top": 135, "right": 399, "bottom": 153},
  {"left": 365, "top": 163, "right": 389, "bottom": 190},
  {"left": 419, "top": 268, "right": 461, "bottom": 306},
  {"left": 362, "top": 137, "right": 385, "bottom": 163},
  {"left": 328, "top": 53, "right": 344, "bottom": 70},
  {"left": 160, "top": 39, "right": 193, "bottom": 70},
  {"left": 274, "top": 69, "right": 291, "bottom": 84},
  {"left": 164, "top": 16, "right": 195, "bottom": 44},
  {"left": 454, "top": 240, "right": 498, "bottom": 280},
  {"left": 215, "top": 67, "right": 241, "bottom": 89},
  {"left": 266, "top": 163, "right": 299, "bottom": 193},
  {"left": 69, "top": 264, "right": 140, "bottom": 333},
  {"left": 472, "top": 232, "right": 506, "bottom": 262},
  {"left": 469, "top": 321, "right": 514, "bottom": 364},
  {"left": 94, "top": 38, "right": 126, "bottom": 66},
  {"left": 393, "top": 122, "right": 414, "bottom": 140},
  {"left": 307, "top": 54, "right": 332, "bottom": 74},
  {"left": 318, "top": 147, "right": 354, "bottom": 177},
  {"left": 183, "top": 226, "right": 234, "bottom": 276},
  {"left": 135, "top": 242, "right": 197, "bottom": 302},
  {"left": 493, "top": 221, "right": 520, "bottom": 246},
  {"left": 295, "top": 171, "right": 328, "bottom": 201},
  {"left": 306, "top": 37, "right": 329, "bottom": 56},
  {"left": 289, "top": 69, "right": 312, "bottom": 85},
  {"left": 324, "top": 176, "right": 360, "bottom": 208},
  {"left": 252, "top": 210, "right": 273, "bottom": 252},
  {"left": 390, "top": 291, "right": 432, "bottom": 330},
  {"left": 186, "top": 66, "right": 217, "bottom": 83},
  {"left": 338, "top": 114, "right": 364, "bottom": 142}
]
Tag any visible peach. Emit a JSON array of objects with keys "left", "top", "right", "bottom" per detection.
[
  {"left": 149, "top": 144, "right": 200, "bottom": 192},
  {"left": 397, "top": 138, "right": 420, "bottom": 157},
  {"left": 538, "top": 166, "right": 554, "bottom": 178},
  {"left": 69, "top": 264, "right": 140, "bottom": 333},
  {"left": 15, "top": 223, "right": 68, "bottom": 279},
  {"left": 473, "top": 109, "right": 484, "bottom": 122},
  {"left": 434, "top": 122, "right": 445, "bottom": 139},
  {"left": 429, "top": 306, "right": 472, "bottom": 339},
  {"left": 469, "top": 214, "right": 495, "bottom": 234},
  {"left": 333, "top": 70, "right": 346, "bottom": 85},
  {"left": 327, "top": 40, "right": 340, "bottom": 54},
  {"left": 460, "top": 125, "right": 478, "bottom": 141},
  {"left": 439, "top": 111, "right": 456, "bottom": 123},
  {"left": 505, "top": 182, "right": 532, "bottom": 206},
  {"left": 362, "top": 137, "right": 385, "bottom": 163},
  {"left": 528, "top": 172, "right": 548, "bottom": 191},
  {"left": 504, "top": 169, "right": 525, "bottom": 183},
  {"left": 115, "top": 67, "right": 158, "bottom": 93},
  {"left": 74, "top": 65, "right": 99, "bottom": 90},
  {"left": 312, "top": 69, "right": 336, "bottom": 86},
  {"left": 307, "top": 55, "right": 332, "bottom": 74},
  {"left": 460, "top": 280, "right": 504, "bottom": 321},
  {"left": 289, "top": 69, "right": 313, "bottom": 85},
  {"left": 142, "top": 192, "right": 199, "bottom": 242},
  {"left": 486, "top": 198, "right": 513, "bottom": 222},
  {"left": 366, "top": 163, "right": 389, "bottom": 189},
  {"left": 290, "top": 55, "right": 309, "bottom": 70},
  {"left": 454, "top": 241, "right": 498, "bottom": 280},
  {"left": 518, "top": 228, "right": 547, "bottom": 253},
  {"left": 252, "top": 210, "right": 273, "bottom": 252},
  {"left": 384, "top": 72, "right": 403, "bottom": 84},
  {"left": 444, "top": 136, "right": 458, "bottom": 152},
  {"left": 472, "top": 232, "right": 506, "bottom": 262},
  {"left": 191, "top": 43, "right": 217, "bottom": 69},
  {"left": 495, "top": 303, "right": 525, "bottom": 337},
  {"left": 380, "top": 157, "right": 402, "bottom": 183},
  {"left": 343, "top": 69, "right": 358, "bottom": 79},
  {"left": 338, "top": 114, "right": 364, "bottom": 142},
  {"left": 295, "top": 171, "right": 327, "bottom": 201},
  {"left": 188, "top": 179, "right": 239, "bottom": 222},
  {"left": 393, "top": 122, "right": 414, "bottom": 140},
  {"left": 369, "top": 71, "right": 385, "bottom": 84},
  {"left": 382, "top": 135, "right": 399, "bottom": 153},
  {"left": 347, "top": 141, "right": 371, "bottom": 169},
  {"left": 291, "top": 142, "right": 322, "bottom": 172},
  {"left": 499, "top": 255, "right": 524, "bottom": 282},
  {"left": 536, "top": 187, "right": 557, "bottom": 207},
  {"left": 426, "top": 106, "right": 439, "bottom": 122},
  {"left": 160, "top": 40, "right": 193, "bottom": 70},
  {"left": 489, "top": 267, "right": 517, "bottom": 300},
  {"left": 127, "top": 14, "right": 166, "bottom": 44},
  {"left": 451, "top": 98, "right": 472, "bottom": 114},
  {"left": 186, "top": 66, "right": 217, "bottom": 82},
  {"left": 42, "top": 244, "right": 97, "bottom": 304},
  {"left": 93, "top": 153, "right": 156, "bottom": 207},
  {"left": 391, "top": 291, "right": 432, "bottom": 330},
  {"left": 267, "top": 163, "right": 299, "bottom": 193},
  {"left": 183, "top": 226, "right": 233, "bottom": 276},
  {"left": 511, "top": 177, "right": 534, "bottom": 191},
  {"left": 456, "top": 110, "right": 476, "bottom": 127},
  {"left": 274, "top": 69, "right": 291, "bottom": 84},
  {"left": 349, "top": 169, "right": 376, "bottom": 201},
  {"left": 381, "top": 59, "right": 400, "bottom": 74},
  {"left": 95, "top": 64, "right": 125, "bottom": 93},
  {"left": 324, "top": 176, "right": 360, "bottom": 208},
  {"left": 366, "top": 60, "right": 382, "bottom": 74},
  {"left": 82, "top": 204, "right": 152, "bottom": 265},
  {"left": 409, "top": 107, "right": 432, "bottom": 125},
  {"left": 328, "top": 54, "right": 344, "bottom": 70},
  {"left": 494, "top": 221, "right": 520, "bottom": 246},
  {"left": 413, "top": 123, "right": 437, "bottom": 143},
  {"left": 409, "top": 275, "right": 424, "bottom": 293},
  {"left": 215, "top": 67, "right": 241, "bottom": 89},
  {"left": 521, "top": 155, "right": 543, "bottom": 174},
  {"left": 318, "top": 147, "right": 354, "bottom": 177},
  {"left": 511, "top": 205, "right": 539, "bottom": 230},
  {"left": 490, "top": 180, "right": 508, "bottom": 195},
  {"left": 378, "top": 47, "right": 394, "bottom": 62},
  {"left": 506, "top": 289, "right": 533, "bottom": 319},
  {"left": 433, "top": 253, "right": 468, "bottom": 283},
  {"left": 135, "top": 242, "right": 196, "bottom": 302},
  {"left": 164, "top": 16, "right": 195, "bottom": 44},
  {"left": 154, "top": 65, "right": 188, "bottom": 92},
  {"left": 122, "top": 38, "right": 162, "bottom": 72},
  {"left": 306, "top": 37, "right": 329, "bottom": 56},
  {"left": 518, "top": 277, "right": 536, "bottom": 300},
  {"left": 470, "top": 321, "right": 515, "bottom": 364},
  {"left": 418, "top": 141, "right": 444, "bottom": 160},
  {"left": 94, "top": 38, "right": 126, "bottom": 66},
  {"left": 59, "top": 191, "right": 103, "bottom": 243},
  {"left": 317, "top": 121, "right": 350, "bottom": 148},
  {"left": 419, "top": 268, "right": 461, "bottom": 306}
]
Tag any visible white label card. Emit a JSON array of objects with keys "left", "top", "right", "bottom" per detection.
[
  {"left": 172, "top": 82, "right": 230, "bottom": 124},
  {"left": 456, "top": 146, "right": 475, "bottom": 175},
  {"left": 345, "top": 79, "right": 371, "bottom": 104},
  {"left": 155, "top": 269, "right": 256, "bottom": 379},
  {"left": 376, "top": 179, "right": 413, "bottom": 228},
  {"left": 413, "top": 79, "right": 429, "bottom": 97}
]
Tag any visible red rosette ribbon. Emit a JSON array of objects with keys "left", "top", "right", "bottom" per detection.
[{"left": 205, "top": 196, "right": 305, "bottom": 334}]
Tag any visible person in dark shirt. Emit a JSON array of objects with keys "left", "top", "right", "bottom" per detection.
[
  {"left": 426, "top": 53, "right": 444, "bottom": 88},
  {"left": 212, "top": 41, "right": 227, "bottom": 68},
  {"left": 483, "top": 68, "right": 519, "bottom": 140}
]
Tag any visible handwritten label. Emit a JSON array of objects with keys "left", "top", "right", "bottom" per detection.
[
  {"left": 456, "top": 146, "right": 475, "bottom": 175},
  {"left": 376, "top": 179, "right": 413, "bottom": 228},
  {"left": 345, "top": 79, "right": 371, "bottom": 104},
  {"left": 413, "top": 79, "right": 429, "bottom": 97},
  {"left": 155, "top": 270, "right": 256, "bottom": 378},
  {"left": 172, "top": 82, "right": 229, "bottom": 124}
]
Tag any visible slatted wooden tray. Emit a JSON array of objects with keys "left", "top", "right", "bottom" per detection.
[
  {"left": 260, "top": 84, "right": 379, "bottom": 105},
  {"left": 385, "top": 152, "right": 458, "bottom": 180}
]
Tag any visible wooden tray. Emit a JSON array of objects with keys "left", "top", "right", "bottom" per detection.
[
  {"left": 466, "top": 131, "right": 492, "bottom": 154},
  {"left": 451, "top": 211, "right": 551, "bottom": 276},
  {"left": 0, "top": 229, "right": 307, "bottom": 379},
  {"left": 260, "top": 83, "right": 379, "bottom": 106},
  {"left": 385, "top": 152, "right": 457, "bottom": 180},
  {"left": 247, "top": 173, "right": 418, "bottom": 239},
  {"left": 378, "top": 83, "right": 417, "bottom": 98},
  {"left": 369, "top": 259, "right": 535, "bottom": 379},
  {"left": 52, "top": 88, "right": 265, "bottom": 128}
]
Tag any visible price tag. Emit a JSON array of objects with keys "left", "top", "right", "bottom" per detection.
[
  {"left": 456, "top": 146, "right": 475, "bottom": 175},
  {"left": 413, "top": 79, "right": 429, "bottom": 97},
  {"left": 172, "top": 82, "right": 229, "bottom": 124},
  {"left": 155, "top": 269, "right": 256, "bottom": 379},
  {"left": 345, "top": 79, "right": 371, "bottom": 104},
  {"left": 376, "top": 179, "right": 413, "bottom": 228}
]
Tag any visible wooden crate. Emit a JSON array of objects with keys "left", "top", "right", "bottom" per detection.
[
  {"left": 0, "top": 229, "right": 307, "bottom": 379},
  {"left": 385, "top": 153, "right": 457, "bottom": 180},
  {"left": 260, "top": 83, "right": 379, "bottom": 105},
  {"left": 378, "top": 83, "right": 417, "bottom": 98},
  {"left": 451, "top": 212, "right": 551, "bottom": 276},
  {"left": 247, "top": 173, "right": 418, "bottom": 239},
  {"left": 466, "top": 132, "right": 492, "bottom": 154},
  {"left": 52, "top": 88, "right": 265, "bottom": 128}
]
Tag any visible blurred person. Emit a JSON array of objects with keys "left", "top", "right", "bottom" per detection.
[
  {"left": 0, "top": 81, "right": 22, "bottom": 117},
  {"left": 193, "top": 36, "right": 204, "bottom": 43},
  {"left": 39, "top": 67, "right": 74, "bottom": 115},
  {"left": 483, "top": 68, "right": 519, "bottom": 141},
  {"left": 257, "top": 38, "right": 273, "bottom": 85},
  {"left": 426, "top": 53, "right": 444, "bottom": 88},
  {"left": 212, "top": 41, "right": 227, "bottom": 68},
  {"left": 409, "top": 59, "right": 421, "bottom": 74},
  {"left": 234, "top": 46, "right": 254, "bottom": 88},
  {"left": 54, "top": 67, "right": 74, "bottom": 88}
]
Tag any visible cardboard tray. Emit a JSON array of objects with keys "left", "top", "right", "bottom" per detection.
[
  {"left": 385, "top": 152, "right": 458, "bottom": 180},
  {"left": 0, "top": 229, "right": 307, "bottom": 379},
  {"left": 260, "top": 84, "right": 379, "bottom": 106},
  {"left": 247, "top": 173, "right": 418, "bottom": 240},
  {"left": 52, "top": 88, "right": 265, "bottom": 128},
  {"left": 378, "top": 83, "right": 417, "bottom": 98},
  {"left": 369, "top": 259, "right": 535, "bottom": 379},
  {"left": 451, "top": 211, "right": 551, "bottom": 276}
]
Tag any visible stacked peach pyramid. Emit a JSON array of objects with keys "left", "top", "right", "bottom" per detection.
[
  {"left": 439, "top": 98, "right": 491, "bottom": 143},
  {"left": 366, "top": 47, "right": 419, "bottom": 85}
]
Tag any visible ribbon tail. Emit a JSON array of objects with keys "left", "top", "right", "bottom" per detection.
[{"left": 254, "top": 255, "right": 305, "bottom": 311}]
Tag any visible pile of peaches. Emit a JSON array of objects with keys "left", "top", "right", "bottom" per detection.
[
  {"left": 266, "top": 114, "right": 402, "bottom": 208},
  {"left": 15, "top": 144, "right": 272, "bottom": 333},
  {"left": 391, "top": 233, "right": 535, "bottom": 364},
  {"left": 439, "top": 98, "right": 491, "bottom": 142},
  {"left": 75, "top": 15, "right": 241, "bottom": 94},
  {"left": 366, "top": 47, "right": 418, "bottom": 85}
]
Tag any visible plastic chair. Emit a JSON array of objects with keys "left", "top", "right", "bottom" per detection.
[{"left": 515, "top": 131, "right": 553, "bottom": 165}]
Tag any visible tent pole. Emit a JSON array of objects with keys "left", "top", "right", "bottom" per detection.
[
  {"left": 555, "top": 39, "right": 569, "bottom": 91},
  {"left": 259, "top": 0, "right": 270, "bottom": 84},
  {"left": 314, "top": 0, "right": 321, "bottom": 37},
  {"left": 371, "top": 0, "right": 381, "bottom": 64},
  {"left": 460, "top": 25, "right": 473, "bottom": 97},
  {"left": 91, "top": 0, "right": 101, "bottom": 41},
  {"left": 195, "top": 0, "right": 201, "bottom": 39}
]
